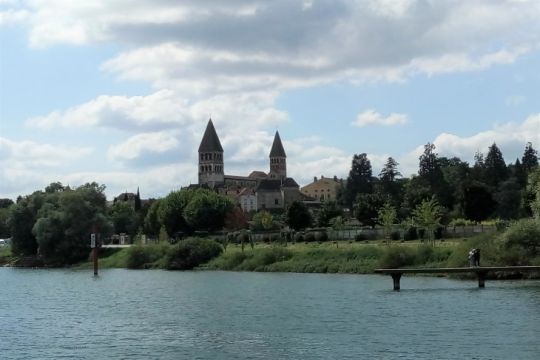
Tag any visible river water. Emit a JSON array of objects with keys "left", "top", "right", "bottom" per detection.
[{"left": 1, "top": 268, "right": 538, "bottom": 359}]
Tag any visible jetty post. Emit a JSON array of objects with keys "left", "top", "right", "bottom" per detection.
[{"left": 91, "top": 232, "right": 98, "bottom": 276}]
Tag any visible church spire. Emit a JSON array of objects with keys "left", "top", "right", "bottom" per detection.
[
  {"left": 198, "top": 118, "right": 224, "bottom": 187},
  {"left": 198, "top": 118, "right": 224, "bottom": 152},
  {"left": 269, "top": 131, "right": 287, "bottom": 180},
  {"left": 269, "top": 131, "right": 286, "bottom": 158}
]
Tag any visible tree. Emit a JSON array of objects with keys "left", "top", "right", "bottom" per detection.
[
  {"left": 527, "top": 167, "right": 540, "bottom": 219},
  {"left": 0, "top": 198, "right": 14, "bottom": 209},
  {"left": 521, "top": 142, "right": 538, "bottom": 173},
  {"left": 144, "top": 200, "right": 162, "bottom": 236},
  {"left": 463, "top": 182, "right": 496, "bottom": 223},
  {"left": 378, "top": 203, "right": 397, "bottom": 239},
  {"left": 253, "top": 211, "right": 274, "bottom": 230},
  {"left": 224, "top": 206, "right": 248, "bottom": 230},
  {"left": 0, "top": 208, "right": 10, "bottom": 238},
  {"left": 32, "top": 183, "right": 111, "bottom": 264},
  {"left": 158, "top": 190, "right": 194, "bottom": 235},
  {"left": 8, "top": 192, "right": 45, "bottom": 256},
  {"left": 412, "top": 198, "right": 443, "bottom": 243},
  {"left": 286, "top": 201, "right": 312, "bottom": 230},
  {"left": 484, "top": 143, "right": 508, "bottom": 188},
  {"left": 354, "top": 193, "right": 385, "bottom": 228},
  {"left": 344, "top": 153, "right": 373, "bottom": 207},
  {"left": 134, "top": 187, "right": 142, "bottom": 212},
  {"left": 183, "top": 189, "right": 234, "bottom": 231},
  {"left": 493, "top": 178, "right": 523, "bottom": 219},
  {"left": 377, "top": 157, "right": 403, "bottom": 207},
  {"left": 316, "top": 200, "right": 343, "bottom": 227},
  {"left": 418, "top": 143, "right": 443, "bottom": 187},
  {"left": 109, "top": 202, "right": 137, "bottom": 235},
  {"left": 379, "top": 157, "right": 401, "bottom": 182}
]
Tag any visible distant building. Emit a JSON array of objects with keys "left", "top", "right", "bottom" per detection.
[
  {"left": 195, "top": 119, "right": 305, "bottom": 211},
  {"left": 300, "top": 175, "right": 342, "bottom": 202}
]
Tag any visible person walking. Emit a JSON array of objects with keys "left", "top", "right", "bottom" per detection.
[{"left": 474, "top": 248, "right": 481, "bottom": 267}]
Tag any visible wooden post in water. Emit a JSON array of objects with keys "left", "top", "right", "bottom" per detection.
[
  {"left": 477, "top": 271, "right": 487, "bottom": 288},
  {"left": 391, "top": 273, "right": 402, "bottom": 291},
  {"left": 91, "top": 232, "right": 98, "bottom": 276}
]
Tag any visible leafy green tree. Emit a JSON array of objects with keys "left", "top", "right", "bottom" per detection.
[
  {"left": 253, "top": 211, "right": 274, "bottom": 230},
  {"left": 527, "top": 167, "right": 540, "bottom": 219},
  {"left": 8, "top": 192, "right": 46, "bottom": 256},
  {"left": 183, "top": 189, "right": 234, "bottom": 231},
  {"left": 316, "top": 200, "right": 343, "bottom": 227},
  {"left": 354, "top": 192, "right": 385, "bottom": 228},
  {"left": 32, "top": 183, "right": 111, "bottom": 264},
  {"left": 521, "top": 142, "right": 538, "bottom": 173},
  {"left": 224, "top": 206, "right": 248, "bottom": 230},
  {"left": 400, "top": 176, "right": 431, "bottom": 218},
  {"left": 286, "top": 201, "right": 312, "bottom": 230},
  {"left": 0, "top": 199, "right": 14, "bottom": 209},
  {"left": 109, "top": 202, "right": 137, "bottom": 235},
  {"left": 463, "top": 182, "right": 496, "bottom": 223},
  {"left": 344, "top": 153, "right": 373, "bottom": 207},
  {"left": 144, "top": 200, "right": 162, "bottom": 236},
  {"left": 484, "top": 143, "right": 508, "bottom": 188},
  {"left": 493, "top": 178, "right": 523, "bottom": 219},
  {"left": 378, "top": 203, "right": 397, "bottom": 239},
  {"left": 377, "top": 157, "right": 403, "bottom": 207},
  {"left": 158, "top": 190, "right": 194, "bottom": 235},
  {"left": 412, "top": 198, "right": 443, "bottom": 243},
  {"left": 0, "top": 208, "right": 11, "bottom": 238}
]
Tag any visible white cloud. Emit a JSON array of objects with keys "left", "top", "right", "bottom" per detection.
[
  {"left": 8, "top": 1, "right": 538, "bottom": 92},
  {"left": 397, "top": 113, "right": 540, "bottom": 176},
  {"left": 107, "top": 132, "right": 179, "bottom": 162},
  {"left": 352, "top": 110, "right": 408, "bottom": 128}
]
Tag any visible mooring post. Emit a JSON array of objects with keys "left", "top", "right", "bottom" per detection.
[
  {"left": 477, "top": 271, "right": 487, "bottom": 288},
  {"left": 391, "top": 273, "right": 402, "bottom": 291}
]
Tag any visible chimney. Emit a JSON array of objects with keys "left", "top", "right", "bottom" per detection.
[
  {"left": 333, "top": 175, "right": 338, "bottom": 181},
  {"left": 314, "top": 176, "right": 318, "bottom": 182}
]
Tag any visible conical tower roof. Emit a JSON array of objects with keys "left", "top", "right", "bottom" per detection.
[
  {"left": 269, "top": 131, "right": 286, "bottom": 157},
  {"left": 198, "top": 119, "right": 223, "bottom": 152}
]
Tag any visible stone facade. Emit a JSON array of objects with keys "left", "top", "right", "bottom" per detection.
[{"left": 300, "top": 176, "right": 342, "bottom": 202}]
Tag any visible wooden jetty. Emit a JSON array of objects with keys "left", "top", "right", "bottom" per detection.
[{"left": 375, "top": 266, "right": 540, "bottom": 291}]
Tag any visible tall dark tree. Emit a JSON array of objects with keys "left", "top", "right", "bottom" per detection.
[
  {"left": 463, "top": 182, "right": 496, "bottom": 223},
  {"left": 344, "top": 153, "right": 373, "bottom": 207},
  {"left": 379, "top": 157, "right": 401, "bottom": 182},
  {"left": 471, "top": 151, "right": 485, "bottom": 182},
  {"left": 286, "top": 201, "right": 312, "bottom": 230},
  {"left": 521, "top": 142, "right": 538, "bottom": 173},
  {"left": 494, "top": 178, "right": 523, "bottom": 219},
  {"left": 354, "top": 193, "right": 385, "bottom": 228},
  {"left": 418, "top": 143, "right": 451, "bottom": 208},
  {"left": 134, "top": 187, "right": 142, "bottom": 212},
  {"left": 484, "top": 143, "right": 508, "bottom": 188}
]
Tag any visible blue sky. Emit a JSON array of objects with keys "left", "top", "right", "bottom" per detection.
[{"left": 1, "top": 0, "right": 539, "bottom": 200}]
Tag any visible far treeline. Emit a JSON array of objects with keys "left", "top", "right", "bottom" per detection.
[{"left": 0, "top": 141, "right": 539, "bottom": 266}]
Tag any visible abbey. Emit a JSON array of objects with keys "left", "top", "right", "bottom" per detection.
[{"left": 197, "top": 119, "right": 304, "bottom": 211}]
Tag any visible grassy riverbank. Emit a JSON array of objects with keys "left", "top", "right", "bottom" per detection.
[{"left": 75, "top": 235, "right": 540, "bottom": 279}]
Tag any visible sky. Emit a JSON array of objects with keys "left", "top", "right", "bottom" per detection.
[{"left": 1, "top": 0, "right": 539, "bottom": 200}]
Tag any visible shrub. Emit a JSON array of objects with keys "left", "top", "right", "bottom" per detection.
[
  {"left": 304, "top": 232, "right": 316, "bottom": 242},
  {"left": 378, "top": 246, "right": 416, "bottom": 268},
  {"left": 355, "top": 233, "right": 367, "bottom": 241},
  {"left": 125, "top": 244, "right": 168, "bottom": 269},
  {"left": 165, "top": 238, "right": 223, "bottom": 270},
  {"left": 434, "top": 226, "right": 445, "bottom": 240},
  {"left": 390, "top": 231, "right": 401, "bottom": 241},
  {"left": 501, "top": 219, "right": 540, "bottom": 255},
  {"left": 315, "top": 231, "right": 328, "bottom": 242},
  {"left": 403, "top": 226, "right": 418, "bottom": 241},
  {"left": 495, "top": 219, "right": 510, "bottom": 232},
  {"left": 294, "top": 233, "right": 304, "bottom": 243}
]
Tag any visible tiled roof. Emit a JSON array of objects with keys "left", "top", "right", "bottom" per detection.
[
  {"left": 256, "top": 179, "right": 282, "bottom": 191},
  {"left": 282, "top": 177, "right": 299, "bottom": 188}
]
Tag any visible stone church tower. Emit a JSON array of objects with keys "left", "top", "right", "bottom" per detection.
[
  {"left": 198, "top": 119, "right": 224, "bottom": 188},
  {"left": 268, "top": 131, "right": 287, "bottom": 181}
]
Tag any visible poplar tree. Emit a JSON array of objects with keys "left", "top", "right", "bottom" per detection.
[
  {"left": 521, "top": 142, "right": 538, "bottom": 173},
  {"left": 484, "top": 143, "right": 508, "bottom": 188}
]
